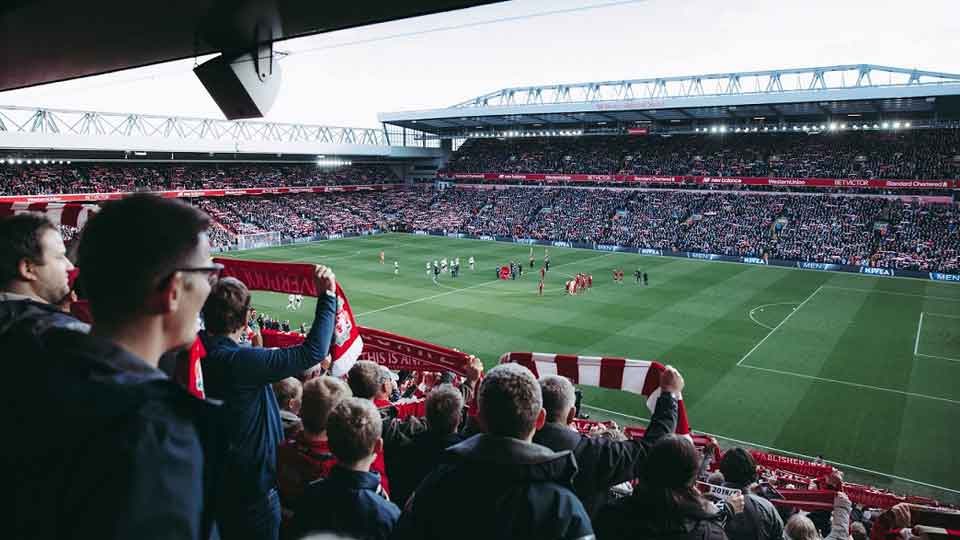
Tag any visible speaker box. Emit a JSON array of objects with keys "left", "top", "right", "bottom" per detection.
[{"left": 194, "top": 52, "right": 282, "bottom": 120}]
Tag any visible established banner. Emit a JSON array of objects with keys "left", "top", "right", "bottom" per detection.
[
  {"left": 214, "top": 257, "right": 319, "bottom": 296},
  {"left": 0, "top": 183, "right": 398, "bottom": 204},
  {"left": 438, "top": 172, "right": 957, "bottom": 190}
]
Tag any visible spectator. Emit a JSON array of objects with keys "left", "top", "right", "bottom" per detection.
[
  {"left": 200, "top": 268, "right": 337, "bottom": 540},
  {"left": 388, "top": 383, "right": 466, "bottom": 507},
  {"left": 394, "top": 363, "right": 593, "bottom": 540},
  {"left": 289, "top": 398, "right": 401, "bottom": 540},
  {"left": 0, "top": 213, "right": 87, "bottom": 336},
  {"left": 7, "top": 194, "right": 220, "bottom": 539},
  {"left": 784, "top": 492, "right": 850, "bottom": 540},
  {"left": 277, "top": 376, "right": 359, "bottom": 523},
  {"left": 533, "top": 370, "right": 681, "bottom": 518},
  {"left": 595, "top": 435, "right": 744, "bottom": 540},
  {"left": 274, "top": 377, "right": 304, "bottom": 438},
  {"left": 718, "top": 448, "right": 784, "bottom": 540},
  {"left": 851, "top": 521, "right": 868, "bottom": 540}
]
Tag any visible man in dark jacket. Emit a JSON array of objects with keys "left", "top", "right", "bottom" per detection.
[
  {"left": 290, "top": 398, "right": 401, "bottom": 540},
  {"left": 0, "top": 213, "right": 87, "bottom": 338},
  {"left": 388, "top": 383, "right": 466, "bottom": 507},
  {"left": 719, "top": 448, "right": 784, "bottom": 540},
  {"left": 201, "top": 271, "right": 336, "bottom": 540},
  {"left": 394, "top": 363, "right": 594, "bottom": 540},
  {"left": 533, "top": 369, "right": 682, "bottom": 518},
  {"left": 6, "top": 194, "right": 222, "bottom": 540}
]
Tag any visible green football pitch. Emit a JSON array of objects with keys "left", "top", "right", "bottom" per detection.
[{"left": 218, "top": 233, "right": 960, "bottom": 502}]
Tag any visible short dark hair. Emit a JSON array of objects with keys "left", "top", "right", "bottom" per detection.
[
  {"left": 77, "top": 194, "right": 210, "bottom": 322},
  {"left": 327, "top": 397, "right": 382, "bottom": 465},
  {"left": 478, "top": 363, "right": 542, "bottom": 439},
  {"left": 0, "top": 214, "right": 57, "bottom": 288},
  {"left": 719, "top": 447, "right": 758, "bottom": 486},
  {"left": 347, "top": 361, "right": 384, "bottom": 399},
  {"left": 301, "top": 376, "right": 352, "bottom": 435},
  {"left": 539, "top": 375, "right": 575, "bottom": 423},
  {"left": 201, "top": 277, "right": 250, "bottom": 335},
  {"left": 426, "top": 384, "right": 464, "bottom": 434}
]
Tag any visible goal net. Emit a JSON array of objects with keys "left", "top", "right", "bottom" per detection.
[{"left": 236, "top": 231, "right": 282, "bottom": 250}]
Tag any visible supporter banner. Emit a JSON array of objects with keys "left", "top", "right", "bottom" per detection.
[
  {"left": 0, "top": 183, "right": 398, "bottom": 204},
  {"left": 259, "top": 325, "right": 472, "bottom": 376},
  {"left": 358, "top": 326, "right": 473, "bottom": 376},
  {"left": 214, "top": 258, "right": 319, "bottom": 296},
  {"left": 499, "top": 352, "right": 691, "bottom": 436},
  {"left": 438, "top": 172, "right": 957, "bottom": 190},
  {"left": 0, "top": 201, "right": 98, "bottom": 227}
]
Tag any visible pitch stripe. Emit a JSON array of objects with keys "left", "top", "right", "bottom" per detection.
[
  {"left": 737, "top": 364, "right": 960, "bottom": 405},
  {"left": 736, "top": 285, "right": 823, "bottom": 366},
  {"left": 356, "top": 252, "right": 614, "bottom": 317}
]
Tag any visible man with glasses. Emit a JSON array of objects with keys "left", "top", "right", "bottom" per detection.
[
  {"left": 200, "top": 267, "right": 337, "bottom": 540},
  {"left": 7, "top": 194, "right": 222, "bottom": 540}
]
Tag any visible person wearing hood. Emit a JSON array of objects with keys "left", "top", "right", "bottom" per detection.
[
  {"left": 393, "top": 362, "right": 594, "bottom": 540},
  {"left": 6, "top": 194, "right": 222, "bottom": 540},
  {"left": 595, "top": 434, "right": 744, "bottom": 540}
]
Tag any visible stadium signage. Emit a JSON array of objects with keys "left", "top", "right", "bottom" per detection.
[
  {"left": 687, "top": 253, "right": 719, "bottom": 260},
  {"left": 741, "top": 257, "right": 767, "bottom": 265},
  {"left": 797, "top": 262, "right": 834, "bottom": 271},
  {"left": 639, "top": 248, "right": 663, "bottom": 256},
  {"left": 929, "top": 272, "right": 960, "bottom": 282},
  {"left": 447, "top": 233, "right": 465, "bottom": 238},
  {"left": 515, "top": 238, "right": 537, "bottom": 245},
  {"left": 437, "top": 173, "right": 957, "bottom": 190},
  {"left": 552, "top": 241, "right": 572, "bottom": 248},
  {"left": 414, "top": 230, "right": 429, "bottom": 235},
  {"left": 595, "top": 244, "right": 622, "bottom": 252},
  {"left": 479, "top": 235, "right": 495, "bottom": 241},
  {"left": 326, "top": 233, "right": 344, "bottom": 240},
  {"left": 859, "top": 267, "right": 894, "bottom": 276}
]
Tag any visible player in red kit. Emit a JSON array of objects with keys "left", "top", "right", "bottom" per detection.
[
  {"left": 588, "top": 274, "right": 593, "bottom": 289},
  {"left": 538, "top": 279, "right": 544, "bottom": 296}
]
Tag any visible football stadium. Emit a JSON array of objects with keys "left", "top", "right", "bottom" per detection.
[{"left": 2, "top": 1, "right": 959, "bottom": 539}]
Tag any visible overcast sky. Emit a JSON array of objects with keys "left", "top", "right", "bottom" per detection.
[{"left": 1, "top": 0, "right": 958, "bottom": 128}]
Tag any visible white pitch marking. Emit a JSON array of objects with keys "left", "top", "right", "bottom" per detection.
[{"left": 737, "top": 286, "right": 823, "bottom": 366}]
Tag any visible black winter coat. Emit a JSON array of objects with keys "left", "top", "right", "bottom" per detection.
[
  {"left": 393, "top": 434, "right": 595, "bottom": 540},
  {"left": 533, "top": 392, "right": 678, "bottom": 517},
  {"left": 595, "top": 490, "right": 729, "bottom": 540},
  {"left": 4, "top": 328, "right": 221, "bottom": 540}
]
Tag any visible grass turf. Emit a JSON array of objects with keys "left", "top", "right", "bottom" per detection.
[{"left": 218, "top": 233, "right": 960, "bottom": 502}]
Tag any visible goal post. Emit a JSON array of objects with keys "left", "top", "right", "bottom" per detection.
[{"left": 235, "top": 231, "right": 282, "bottom": 250}]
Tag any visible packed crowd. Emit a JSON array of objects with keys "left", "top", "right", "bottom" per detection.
[
  {"left": 3, "top": 197, "right": 958, "bottom": 540},
  {"left": 0, "top": 163, "right": 399, "bottom": 196},
  {"left": 199, "top": 187, "right": 960, "bottom": 273},
  {"left": 445, "top": 129, "right": 960, "bottom": 180}
]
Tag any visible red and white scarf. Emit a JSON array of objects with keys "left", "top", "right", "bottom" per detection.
[{"left": 498, "top": 352, "right": 691, "bottom": 435}]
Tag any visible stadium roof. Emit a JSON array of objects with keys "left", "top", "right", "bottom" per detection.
[
  {"left": 379, "top": 65, "right": 960, "bottom": 137},
  {"left": 0, "top": 0, "right": 501, "bottom": 92},
  {"left": 0, "top": 105, "right": 442, "bottom": 160}
]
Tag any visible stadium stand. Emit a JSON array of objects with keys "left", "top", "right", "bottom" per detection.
[
  {"left": 444, "top": 130, "right": 960, "bottom": 180},
  {"left": 194, "top": 187, "right": 959, "bottom": 273},
  {"left": 0, "top": 163, "right": 399, "bottom": 195}
]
